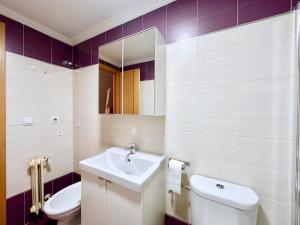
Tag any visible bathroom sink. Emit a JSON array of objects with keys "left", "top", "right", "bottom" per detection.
[{"left": 79, "top": 147, "right": 165, "bottom": 192}]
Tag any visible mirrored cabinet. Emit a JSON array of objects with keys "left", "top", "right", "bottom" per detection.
[{"left": 98, "top": 28, "right": 166, "bottom": 116}]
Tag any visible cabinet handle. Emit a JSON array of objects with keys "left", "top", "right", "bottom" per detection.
[
  {"left": 106, "top": 180, "right": 112, "bottom": 183},
  {"left": 98, "top": 177, "right": 105, "bottom": 181}
]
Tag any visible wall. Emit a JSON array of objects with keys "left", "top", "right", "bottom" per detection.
[
  {"left": 165, "top": 13, "right": 296, "bottom": 225},
  {"left": 1, "top": 1, "right": 298, "bottom": 225},
  {"left": 73, "top": 0, "right": 296, "bottom": 69},
  {"left": 73, "top": 65, "right": 165, "bottom": 172},
  {"left": 73, "top": 12, "right": 297, "bottom": 225},
  {"left": 6, "top": 52, "right": 74, "bottom": 198}
]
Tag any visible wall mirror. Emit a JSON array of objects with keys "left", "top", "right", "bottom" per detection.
[{"left": 98, "top": 28, "right": 166, "bottom": 116}]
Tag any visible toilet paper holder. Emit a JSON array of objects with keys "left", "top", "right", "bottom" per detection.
[
  {"left": 168, "top": 158, "right": 191, "bottom": 193},
  {"left": 168, "top": 158, "right": 190, "bottom": 170}
]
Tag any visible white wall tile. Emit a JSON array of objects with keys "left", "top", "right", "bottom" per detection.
[
  {"left": 196, "top": 82, "right": 238, "bottom": 135},
  {"left": 6, "top": 52, "right": 73, "bottom": 197},
  {"left": 165, "top": 13, "right": 296, "bottom": 225},
  {"left": 237, "top": 13, "right": 295, "bottom": 81},
  {"left": 198, "top": 29, "right": 237, "bottom": 84},
  {"left": 166, "top": 38, "right": 198, "bottom": 88},
  {"left": 237, "top": 78, "right": 295, "bottom": 140},
  {"left": 166, "top": 85, "right": 197, "bottom": 132},
  {"left": 257, "top": 197, "right": 292, "bottom": 225}
]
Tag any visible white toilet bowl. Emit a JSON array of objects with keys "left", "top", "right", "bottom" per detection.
[{"left": 44, "top": 181, "right": 81, "bottom": 225}]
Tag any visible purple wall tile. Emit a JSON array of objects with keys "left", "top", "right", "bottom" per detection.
[
  {"left": 73, "top": 39, "right": 92, "bottom": 68},
  {"left": 24, "top": 26, "right": 51, "bottom": 63},
  {"left": 53, "top": 172, "right": 73, "bottom": 194},
  {"left": 92, "top": 33, "right": 106, "bottom": 65},
  {"left": 7, "top": 172, "right": 76, "bottom": 225},
  {"left": 25, "top": 190, "right": 33, "bottom": 223},
  {"left": 7, "top": 193, "right": 25, "bottom": 225},
  {"left": 106, "top": 25, "right": 123, "bottom": 43},
  {"left": 293, "top": 0, "right": 299, "bottom": 9},
  {"left": 136, "top": 63, "right": 147, "bottom": 81},
  {"left": 238, "top": 0, "right": 291, "bottom": 24},
  {"left": 123, "top": 17, "right": 143, "bottom": 37},
  {"left": 24, "top": 181, "right": 53, "bottom": 223},
  {"left": 165, "top": 214, "right": 190, "bottom": 225},
  {"left": 167, "top": 0, "right": 198, "bottom": 43},
  {"left": 72, "top": 172, "right": 81, "bottom": 183},
  {"left": 198, "top": 0, "right": 237, "bottom": 35},
  {"left": 146, "top": 61, "right": 155, "bottom": 80},
  {"left": 143, "top": 6, "right": 167, "bottom": 38},
  {"left": 44, "top": 180, "right": 53, "bottom": 196},
  {"left": 0, "top": 15, "right": 23, "bottom": 55},
  {"left": 51, "top": 38, "right": 72, "bottom": 67}
]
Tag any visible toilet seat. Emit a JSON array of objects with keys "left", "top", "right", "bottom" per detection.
[{"left": 44, "top": 182, "right": 81, "bottom": 217}]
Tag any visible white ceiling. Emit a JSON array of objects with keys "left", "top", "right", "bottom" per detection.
[{"left": 0, "top": 0, "right": 174, "bottom": 45}]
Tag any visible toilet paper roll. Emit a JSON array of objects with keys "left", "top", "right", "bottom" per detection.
[{"left": 168, "top": 159, "right": 184, "bottom": 194}]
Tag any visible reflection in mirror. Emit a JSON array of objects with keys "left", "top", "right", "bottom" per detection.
[
  {"left": 123, "top": 29, "right": 156, "bottom": 115},
  {"left": 98, "top": 28, "right": 165, "bottom": 116},
  {"left": 99, "top": 40, "right": 122, "bottom": 114}
]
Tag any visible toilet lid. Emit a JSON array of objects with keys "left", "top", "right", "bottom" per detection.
[
  {"left": 44, "top": 182, "right": 81, "bottom": 216},
  {"left": 190, "top": 175, "right": 259, "bottom": 211}
]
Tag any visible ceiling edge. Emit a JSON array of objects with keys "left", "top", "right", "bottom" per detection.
[
  {"left": 71, "top": 0, "right": 175, "bottom": 45},
  {"left": 0, "top": 5, "right": 73, "bottom": 45}
]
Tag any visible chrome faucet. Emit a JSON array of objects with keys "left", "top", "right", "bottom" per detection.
[{"left": 125, "top": 143, "right": 136, "bottom": 162}]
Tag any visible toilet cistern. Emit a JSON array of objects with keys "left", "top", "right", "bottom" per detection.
[{"left": 125, "top": 143, "right": 136, "bottom": 162}]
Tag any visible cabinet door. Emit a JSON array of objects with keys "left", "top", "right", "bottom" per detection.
[
  {"left": 106, "top": 182, "right": 142, "bottom": 225},
  {"left": 81, "top": 173, "right": 106, "bottom": 225}
]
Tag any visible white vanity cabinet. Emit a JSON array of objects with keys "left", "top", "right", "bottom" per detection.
[
  {"left": 81, "top": 169, "right": 165, "bottom": 225},
  {"left": 81, "top": 172, "right": 106, "bottom": 225},
  {"left": 106, "top": 182, "right": 142, "bottom": 225}
]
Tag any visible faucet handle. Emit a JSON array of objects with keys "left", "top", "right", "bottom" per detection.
[{"left": 128, "top": 143, "right": 136, "bottom": 150}]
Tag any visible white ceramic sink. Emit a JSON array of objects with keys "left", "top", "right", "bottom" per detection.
[{"left": 79, "top": 147, "right": 165, "bottom": 192}]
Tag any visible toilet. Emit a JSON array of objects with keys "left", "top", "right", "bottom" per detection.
[
  {"left": 44, "top": 181, "right": 81, "bottom": 225},
  {"left": 190, "top": 175, "right": 259, "bottom": 225}
]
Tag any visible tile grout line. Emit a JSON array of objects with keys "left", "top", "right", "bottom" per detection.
[
  {"left": 197, "top": 0, "right": 199, "bottom": 32},
  {"left": 22, "top": 25, "right": 24, "bottom": 56},
  {"left": 237, "top": 0, "right": 239, "bottom": 25},
  {"left": 50, "top": 38, "right": 53, "bottom": 64},
  {"left": 90, "top": 38, "right": 92, "bottom": 66},
  {"left": 166, "top": 4, "right": 168, "bottom": 42}
]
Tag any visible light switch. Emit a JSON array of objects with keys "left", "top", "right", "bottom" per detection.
[{"left": 23, "top": 117, "right": 33, "bottom": 126}]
